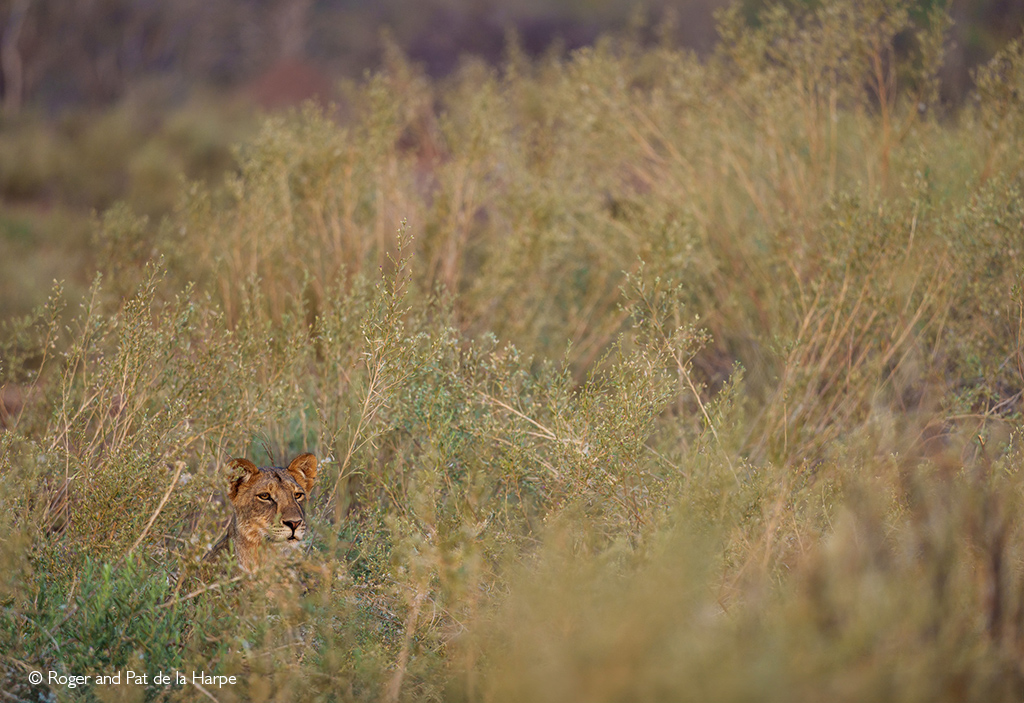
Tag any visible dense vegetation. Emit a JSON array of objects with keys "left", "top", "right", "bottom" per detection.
[{"left": 3, "top": 1, "right": 1024, "bottom": 700}]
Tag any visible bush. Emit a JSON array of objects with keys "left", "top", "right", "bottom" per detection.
[{"left": 3, "top": 0, "right": 1024, "bottom": 700}]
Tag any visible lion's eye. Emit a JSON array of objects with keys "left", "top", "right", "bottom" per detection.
[
  {"left": 257, "top": 492, "right": 273, "bottom": 501},
  {"left": 295, "top": 492, "right": 305, "bottom": 501}
]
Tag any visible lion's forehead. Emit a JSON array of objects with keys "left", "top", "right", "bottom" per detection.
[{"left": 249, "top": 468, "right": 305, "bottom": 495}]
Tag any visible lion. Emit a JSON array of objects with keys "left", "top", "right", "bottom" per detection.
[{"left": 203, "top": 453, "right": 318, "bottom": 572}]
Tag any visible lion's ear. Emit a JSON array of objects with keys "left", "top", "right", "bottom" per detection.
[
  {"left": 286, "top": 453, "right": 318, "bottom": 491},
  {"left": 228, "top": 458, "right": 260, "bottom": 500}
]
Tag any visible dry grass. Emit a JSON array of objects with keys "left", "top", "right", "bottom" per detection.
[{"left": 3, "top": 1, "right": 1024, "bottom": 701}]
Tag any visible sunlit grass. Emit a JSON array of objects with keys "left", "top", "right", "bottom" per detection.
[{"left": 3, "top": 1, "right": 1024, "bottom": 700}]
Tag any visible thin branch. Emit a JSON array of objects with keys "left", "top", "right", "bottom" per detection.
[
  {"left": 381, "top": 587, "right": 427, "bottom": 703},
  {"left": 174, "top": 671, "right": 222, "bottom": 703},
  {"left": 479, "top": 392, "right": 559, "bottom": 442},
  {"left": 159, "top": 576, "right": 245, "bottom": 610},
  {"left": 123, "top": 460, "right": 186, "bottom": 560}
]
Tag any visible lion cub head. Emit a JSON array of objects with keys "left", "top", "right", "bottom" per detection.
[{"left": 226, "top": 453, "right": 317, "bottom": 572}]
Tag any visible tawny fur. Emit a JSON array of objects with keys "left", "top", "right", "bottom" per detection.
[{"left": 204, "top": 453, "right": 317, "bottom": 572}]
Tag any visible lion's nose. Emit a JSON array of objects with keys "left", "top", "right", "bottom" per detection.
[{"left": 283, "top": 519, "right": 303, "bottom": 537}]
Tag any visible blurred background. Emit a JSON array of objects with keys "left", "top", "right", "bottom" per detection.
[
  {"left": 2, "top": 0, "right": 1021, "bottom": 112},
  {"left": 0, "top": 0, "right": 1022, "bottom": 321}
]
